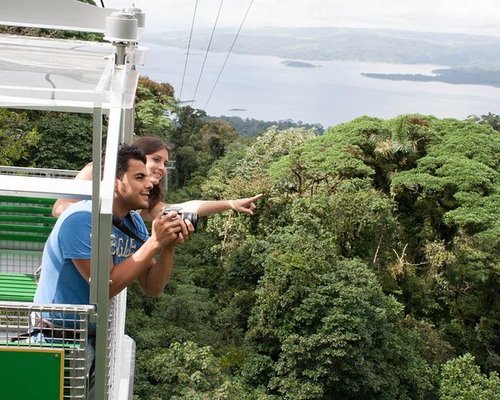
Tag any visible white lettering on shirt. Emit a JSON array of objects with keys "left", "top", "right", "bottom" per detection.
[{"left": 110, "top": 234, "right": 138, "bottom": 259}]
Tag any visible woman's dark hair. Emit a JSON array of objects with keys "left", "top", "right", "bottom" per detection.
[{"left": 133, "top": 135, "right": 170, "bottom": 212}]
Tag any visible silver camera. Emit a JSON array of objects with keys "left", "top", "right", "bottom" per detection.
[{"left": 161, "top": 205, "right": 198, "bottom": 228}]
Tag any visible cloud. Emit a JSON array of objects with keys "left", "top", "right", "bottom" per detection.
[{"left": 105, "top": 0, "right": 500, "bottom": 36}]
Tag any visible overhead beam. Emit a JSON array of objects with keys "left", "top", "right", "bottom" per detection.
[{"left": 0, "top": 0, "right": 117, "bottom": 33}]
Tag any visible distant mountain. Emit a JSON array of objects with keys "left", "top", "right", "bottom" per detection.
[
  {"left": 144, "top": 27, "right": 500, "bottom": 67},
  {"left": 143, "top": 27, "right": 500, "bottom": 88}
]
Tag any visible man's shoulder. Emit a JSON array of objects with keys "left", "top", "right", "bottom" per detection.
[
  {"left": 58, "top": 201, "right": 92, "bottom": 226},
  {"left": 130, "top": 210, "right": 145, "bottom": 224},
  {"left": 128, "top": 210, "right": 149, "bottom": 238}
]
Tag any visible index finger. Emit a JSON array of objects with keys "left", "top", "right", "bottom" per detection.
[{"left": 249, "top": 193, "right": 263, "bottom": 201}]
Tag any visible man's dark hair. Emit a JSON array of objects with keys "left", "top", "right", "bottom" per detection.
[{"left": 116, "top": 144, "right": 147, "bottom": 179}]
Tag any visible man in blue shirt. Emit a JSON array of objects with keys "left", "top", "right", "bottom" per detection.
[
  {"left": 35, "top": 144, "right": 190, "bottom": 308},
  {"left": 33, "top": 144, "right": 192, "bottom": 397}
]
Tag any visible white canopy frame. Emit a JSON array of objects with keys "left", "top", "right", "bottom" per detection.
[{"left": 0, "top": 1, "right": 146, "bottom": 399}]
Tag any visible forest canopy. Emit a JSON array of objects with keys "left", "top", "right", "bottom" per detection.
[{"left": 129, "top": 111, "right": 500, "bottom": 399}]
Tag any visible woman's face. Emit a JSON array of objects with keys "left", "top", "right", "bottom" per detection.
[{"left": 145, "top": 148, "right": 168, "bottom": 186}]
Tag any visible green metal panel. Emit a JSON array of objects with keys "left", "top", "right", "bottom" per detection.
[
  {"left": 0, "top": 273, "right": 37, "bottom": 301},
  {"left": 0, "top": 224, "right": 53, "bottom": 234},
  {"left": 0, "top": 214, "right": 56, "bottom": 224},
  {"left": 0, "top": 205, "right": 54, "bottom": 214},
  {"left": 0, "top": 232, "right": 49, "bottom": 242},
  {"left": 0, "top": 347, "right": 64, "bottom": 400},
  {"left": 0, "top": 196, "right": 56, "bottom": 205}
]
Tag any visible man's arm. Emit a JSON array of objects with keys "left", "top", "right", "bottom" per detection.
[
  {"left": 73, "top": 211, "right": 189, "bottom": 298},
  {"left": 136, "top": 245, "right": 174, "bottom": 297},
  {"left": 73, "top": 232, "right": 167, "bottom": 298},
  {"left": 136, "top": 219, "right": 194, "bottom": 296}
]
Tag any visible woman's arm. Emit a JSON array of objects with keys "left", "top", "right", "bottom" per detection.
[
  {"left": 52, "top": 163, "right": 94, "bottom": 217},
  {"left": 140, "top": 194, "right": 262, "bottom": 221},
  {"left": 188, "top": 194, "right": 262, "bottom": 216}
]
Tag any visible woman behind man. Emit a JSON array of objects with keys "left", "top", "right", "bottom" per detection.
[{"left": 52, "top": 135, "right": 261, "bottom": 220}]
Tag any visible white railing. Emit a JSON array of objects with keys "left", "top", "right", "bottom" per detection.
[
  {"left": 0, "top": 166, "right": 79, "bottom": 179},
  {"left": 0, "top": 302, "right": 95, "bottom": 399},
  {"left": 0, "top": 184, "right": 135, "bottom": 400},
  {"left": 107, "top": 289, "right": 135, "bottom": 400}
]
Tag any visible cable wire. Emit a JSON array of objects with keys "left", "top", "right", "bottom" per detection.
[
  {"left": 190, "top": 0, "right": 224, "bottom": 106},
  {"left": 204, "top": 0, "right": 254, "bottom": 110},
  {"left": 179, "top": 0, "right": 199, "bottom": 102}
]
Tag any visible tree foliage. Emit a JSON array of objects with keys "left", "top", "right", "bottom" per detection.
[
  {"left": 142, "top": 341, "right": 250, "bottom": 400},
  {"left": 439, "top": 354, "right": 500, "bottom": 400},
  {"left": 31, "top": 113, "right": 93, "bottom": 169},
  {"left": 0, "top": 109, "right": 39, "bottom": 166},
  {"left": 134, "top": 77, "right": 176, "bottom": 140}
]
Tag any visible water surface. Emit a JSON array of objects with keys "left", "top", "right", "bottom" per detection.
[{"left": 142, "top": 43, "right": 500, "bottom": 128}]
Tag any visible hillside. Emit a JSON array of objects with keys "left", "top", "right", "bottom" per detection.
[
  {"left": 145, "top": 27, "right": 500, "bottom": 66},
  {"left": 144, "top": 27, "right": 500, "bottom": 87}
]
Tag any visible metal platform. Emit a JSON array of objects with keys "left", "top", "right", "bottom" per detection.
[{"left": 0, "top": 1, "right": 147, "bottom": 399}]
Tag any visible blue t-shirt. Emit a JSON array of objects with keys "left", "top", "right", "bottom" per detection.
[{"left": 33, "top": 200, "right": 149, "bottom": 328}]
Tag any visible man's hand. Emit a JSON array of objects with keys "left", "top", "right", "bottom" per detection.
[
  {"left": 151, "top": 211, "right": 185, "bottom": 247},
  {"left": 230, "top": 193, "right": 262, "bottom": 215},
  {"left": 174, "top": 219, "right": 195, "bottom": 244}
]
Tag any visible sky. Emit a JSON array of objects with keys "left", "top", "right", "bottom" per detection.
[{"left": 102, "top": 0, "right": 500, "bottom": 36}]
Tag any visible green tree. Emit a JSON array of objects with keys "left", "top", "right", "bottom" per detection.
[
  {"left": 134, "top": 77, "right": 176, "bottom": 139},
  {"left": 390, "top": 119, "right": 500, "bottom": 369},
  {"left": 135, "top": 99, "right": 173, "bottom": 139},
  {"left": 439, "top": 353, "right": 500, "bottom": 400},
  {"left": 0, "top": 109, "right": 39, "bottom": 165},
  {"left": 141, "top": 341, "right": 251, "bottom": 400},
  {"left": 245, "top": 232, "right": 432, "bottom": 399},
  {"left": 468, "top": 112, "right": 500, "bottom": 132},
  {"left": 31, "top": 113, "right": 93, "bottom": 169},
  {"left": 199, "top": 120, "right": 238, "bottom": 162},
  {"left": 170, "top": 106, "right": 207, "bottom": 148},
  {"left": 121, "top": 113, "right": 500, "bottom": 398}
]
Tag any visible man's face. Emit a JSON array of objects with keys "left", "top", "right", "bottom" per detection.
[{"left": 115, "top": 159, "right": 153, "bottom": 211}]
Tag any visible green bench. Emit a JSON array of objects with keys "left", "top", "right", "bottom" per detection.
[
  {"left": 0, "top": 196, "right": 57, "bottom": 301},
  {"left": 0, "top": 196, "right": 56, "bottom": 244},
  {"left": 0, "top": 273, "right": 37, "bottom": 301}
]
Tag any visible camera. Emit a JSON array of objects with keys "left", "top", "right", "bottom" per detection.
[{"left": 161, "top": 205, "right": 198, "bottom": 229}]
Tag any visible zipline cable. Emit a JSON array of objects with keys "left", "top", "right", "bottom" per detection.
[
  {"left": 203, "top": 0, "right": 254, "bottom": 110},
  {"left": 190, "top": 0, "right": 224, "bottom": 106},
  {"left": 179, "top": 0, "right": 199, "bottom": 102}
]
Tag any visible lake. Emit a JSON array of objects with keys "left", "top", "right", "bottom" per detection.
[{"left": 142, "top": 43, "right": 500, "bottom": 128}]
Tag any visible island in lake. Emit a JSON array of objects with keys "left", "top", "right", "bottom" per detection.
[
  {"left": 361, "top": 67, "right": 500, "bottom": 87},
  {"left": 281, "top": 60, "right": 319, "bottom": 68}
]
